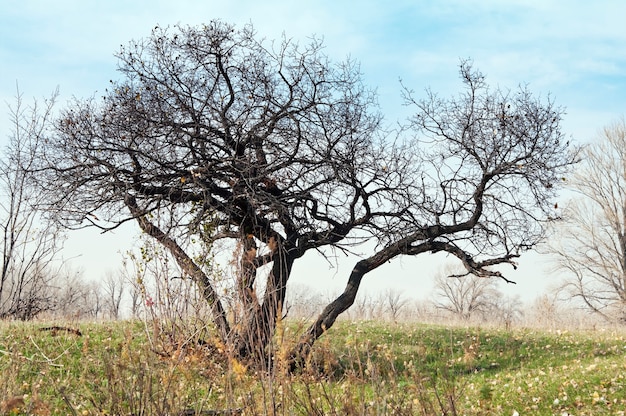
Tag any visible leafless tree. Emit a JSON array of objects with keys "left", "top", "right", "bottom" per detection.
[
  {"left": 433, "top": 265, "right": 501, "bottom": 321},
  {"left": 384, "top": 288, "right": 408, "bottom": 322},
  {"left": 121, "top": 260, "right": 143, "bottom": 319},
  {"left": 548, "top": 117, "right": 626, "bottom": 322},
  {"left": 489, "top": 294, "right": 524, "bottom": 328},
  {"left": 52, "top": 269, "right": 102, "bottom": 319},
  {"left": 0, "top": 90, "right": 66, "bottom": 320},
  {"left": 102, "top": 270, "right": 126, "bottom": 319},
  {"left": 29, "top": 22, "right": 576, "bottom": 366},
  {"left": 86, "top": 281, "right": 104, "bottom": 319},
  {"left": 527, "top": 293, "right": 563, "bottom": 329},
  {"left": 120, "top": 248, "right": 151, "bottom": 319},
  {"left": 352, "top": 291, "right": 373, "bottom": 320}
]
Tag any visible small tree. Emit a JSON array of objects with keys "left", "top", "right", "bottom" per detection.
[
  {"left": 352, "top": 292, "right": 373, "bottom": 320},
  {"left": 30, "top": 21, "right": 575, "bottom": 366},
  {"left": 549, "top": 117, "right": 626, "bottom": 322}
]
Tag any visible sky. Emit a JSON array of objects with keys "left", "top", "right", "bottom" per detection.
[{"left": 1, "top": 0, "right": 625, "bottom": 302}]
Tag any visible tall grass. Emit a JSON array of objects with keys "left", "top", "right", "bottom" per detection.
[{"left": 1, "top": 319, "right": 626, "bottom": 415}]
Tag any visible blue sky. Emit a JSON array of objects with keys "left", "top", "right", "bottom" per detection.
[{"left": 1, "top": 0, "right": 625, "bottom": 300}]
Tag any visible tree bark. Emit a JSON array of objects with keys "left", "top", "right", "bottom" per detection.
[{"left": 232, "top": 242, "right": 294, "bottom": 366}]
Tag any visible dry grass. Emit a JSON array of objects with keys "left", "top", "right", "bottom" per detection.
[{"left": 1, "top": 319, "right": 626, "bottom": 415}]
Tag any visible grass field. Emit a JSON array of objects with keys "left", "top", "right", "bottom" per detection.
[{"left": 1, "top": 319, "right": 625, "bottom": 415}]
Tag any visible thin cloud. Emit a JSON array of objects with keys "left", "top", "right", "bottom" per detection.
[{"left": 0, "top": 0, "right": 624, "bottom": 296}]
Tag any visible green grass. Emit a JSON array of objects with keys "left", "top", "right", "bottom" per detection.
[
  {"left": 323, "top": 322, "right": 626, "bottom": 414},
  {"left": 1, "top": 319, "right": 625, "bottom": 415}
]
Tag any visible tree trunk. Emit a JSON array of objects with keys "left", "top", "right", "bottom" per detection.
[
  {"left": 232, "top": 244, "right": 294, "bottom": 368},
  {"left": 289, "top": 238, "right": 434, "bottom": 369}
]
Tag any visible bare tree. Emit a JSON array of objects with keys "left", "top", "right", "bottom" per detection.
[
  {"left": 549, "top": 117, "right": 626, "bottom": 322},
  {"left": 52, "top": 269, "right": 101, "bottom": 319},
  {"left": 102, "top": 270, "right": 126, "bottom": 320},
  {"left": 30, "top": 22, "right": 575, "bottom": 366},
  {"left": 0, "top": 90, "right": 66, "bottom": 320},
  {"left": 383, "top": 288, "right": 408, "bottom": 322},
  {"left": 489, "top": 294, "right": 524, "bottom": 328},
  {"left": 121, "top": 258, "right": 143, "bottom": 319},
  {"left": 433, "top": 265, "right": 501, "bottom": 321},
  {"left": 85, "top": 281, "right": 104, "bottom": 319},
  {"left": 527, "top": 293, "right": 563, "bottom": 329},
  {"left": 352, "top": 291, "right": 373, "bottom": 320},
  {"left": 284, "top": 283, "right": 324, "bottom": 319}
]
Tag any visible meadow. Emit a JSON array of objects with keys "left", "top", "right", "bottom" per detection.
[{"left": 1, "top": 319, "right": 625, "bottom": 415}]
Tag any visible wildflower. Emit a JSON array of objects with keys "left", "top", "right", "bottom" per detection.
[{"left": 592, "top": 391, "right": 600, "bottom": 403}]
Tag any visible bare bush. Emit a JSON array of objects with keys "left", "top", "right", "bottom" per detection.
[
  {"left": 50, "top": 270, "right": 104, "bottom": 319},
  {"left": 482, "top": 294, "right": 524, "bottom": 329}
]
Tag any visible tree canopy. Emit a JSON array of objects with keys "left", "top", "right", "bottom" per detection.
[{"left": 31, "top": 21, "right": 577, "bottom": 365}]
